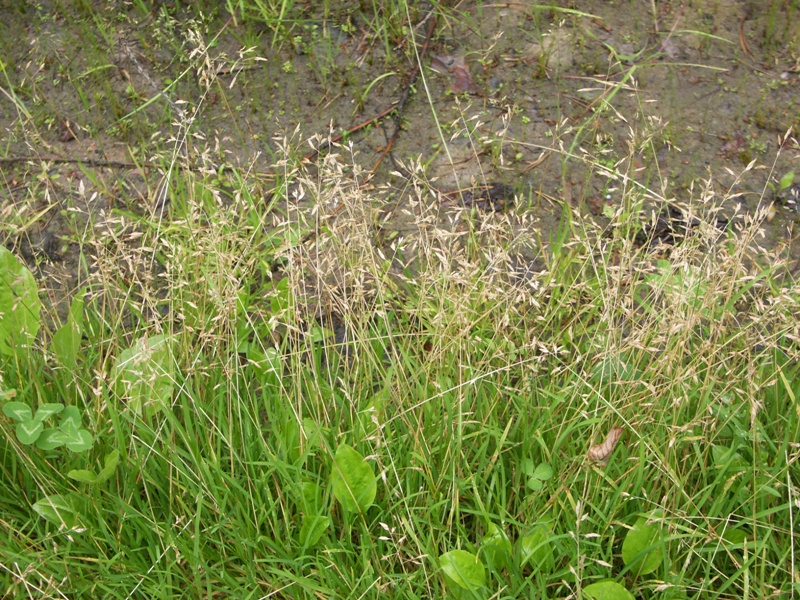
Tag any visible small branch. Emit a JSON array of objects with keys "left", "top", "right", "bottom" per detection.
[
  {"left": 371, "top": 10, "right": 438, "bottom": 175},
  {"left": 302, "top": 101, "right": 399, "bottom": 162}
]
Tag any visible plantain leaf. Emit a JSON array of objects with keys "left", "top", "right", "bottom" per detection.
[
  {"left": 95, "top": 450, "right": 120, "bottom": 483},
  {"left": 583, "top": 580, "right": 635, "bottom": 600},
  {"left": 68, "top": 450, "right": 119, "bottom": 484},
  {"left": 481, "top": 523, "right": 511, "bottom": 571},
  {"left": 330, "top": 444, "right": 376, "bottom": 513},
  {"left": 52, "top": 293, "right": 84, "bottom": 369},
  {"left": 0, "top": 247, "right": 41, "bottom": 355},
  {"left": 439, "top": 549, "right": 486, "bottom": 597},
  {"left": 32, "top": 494, "right": 78, "bottom": 529},
  {"left": 67, "top": 469, "right": 98, "bottom": 484},
  {"left": 112, "top": 334, "right": 175, "bottom": 418},
  {"left": 519, "top": 525, "right": 554, "bottom": 572},
  {"left": 779, "top": 170, "right": 795, "bottom": 191},
  {"left": 301, "top": 481, "right": 325, "bottom": 514},
  {"left": 622, "top": 514, "right": 664, "bottom": 576},
  {"left": 299, "top": 514, "right": 330, "bottom": 549}
]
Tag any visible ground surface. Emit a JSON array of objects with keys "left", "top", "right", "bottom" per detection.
[
  {"left": 2, "top": 4, "right": 800, "bottom": 599},
  {"left": 2, "top": 1, "right": 800, "bottom": 314}
]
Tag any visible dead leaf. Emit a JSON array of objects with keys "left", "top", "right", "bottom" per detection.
[
  {"left": 586, "top": 195, "right": 606, "bottom": 216},
  {"left": 765, "top": 202, "right": 777, "bottom": 222},
  {"left": 588, "top": 427, "right": 624, "bottom": 465},
  {"left": 58, "top": 120, "right": 76, "bottom": 143},
  {"left": 431, "top": 54, "right": 481, "bottom": 95},
  {"left": 718, "top": 133, "right": 746, "bottom": 159}
]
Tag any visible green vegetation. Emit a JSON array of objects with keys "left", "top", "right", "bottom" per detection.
[
  {"left": 2, "top": 149, "right": 797, "bottom": 597},
  {"left": 1, "top": 1, "right": 799, "bottom": 598}
]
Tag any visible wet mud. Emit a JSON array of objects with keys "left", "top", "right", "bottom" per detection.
[{"left": 1, "top": 1, "right": 799, "bottom": 316}]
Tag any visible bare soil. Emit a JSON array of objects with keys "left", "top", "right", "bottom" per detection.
[{"left": 2, "top": 1, "right": 800, "bottom": 315}]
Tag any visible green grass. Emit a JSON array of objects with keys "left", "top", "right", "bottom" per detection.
[
  {"left": 2, "top": 150, "right": 798, "bottom": 598},
  {"left": 1, "top": 1, "right": 799, "bottom": 599}
]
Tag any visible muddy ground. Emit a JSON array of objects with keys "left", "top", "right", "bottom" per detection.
[{"left": 1, "top": 1, "right": 800, "bottom": 318}]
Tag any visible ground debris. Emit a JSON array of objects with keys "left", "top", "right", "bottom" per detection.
[
  {"left": 635, "top": 205, "right": 728, "bottom": 247},
  {"left": 441, "top": 183, "right": 515, "bottom": 212},
  {"left": 430, "top": 54, "right": 481, "bottom": 95}
]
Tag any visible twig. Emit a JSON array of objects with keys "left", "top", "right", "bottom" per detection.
[
  {"left": 302, "top": 102, "right": 399, "bottom": 162},
  {"left": 523, "top": 149, "right": 553, "bottom": 173},
  {"left": 370, "top": 10, "right": 438, "bottom": 175},
  {"left": 738, "top": 12, "right": 753, "bottom": 60}
]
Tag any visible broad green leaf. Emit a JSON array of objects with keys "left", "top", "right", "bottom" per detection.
[
  {"left": 308, "top": 326, "right": 331, "bottom": 344},
  {"left": 659, "top": 582, "right": 689, "bottom": 600},
  {"left": 270, "top": 277, "right": 291, "bottom": 314},
  {"left": 16, "top": 420, "right": 43, "bottom": 444},
  {"left": 95, "top": 450, "right": 120, "bottom": 483},
  {"left": 301, "top": 481, "right": 324, "bottom": 514},
  {"left": 68, "top": 450, "right": 119, "bottom": 484},
  {"left": 622, "top": 515, "right": 663, "bottom": 576},
  {"left": 36, "top": 427, "right": 67, "bottom": 450},
  {"left": 279, "top": 418, "right": 301, "bottom": 464},
  {"left": 533, "top": 463, "right": 553, "bottom": 481},
  {"left": 302, "top": 418, "right": 327, "bottom": 449},
  {"left": 711, "top": 444, "right": 744, "bottom": 471},
  {"left": 3, "top": 401, "right": 32, "bottom": 422},
  {"left": 721, "top": 528, "right": 747, "bottom": 547},
  {"left": 780, "top": 170, "right": 795, "bottom": 191},
  {"left": 439, "top": 550, "right": 486, "bottom": 596},
  {"left": 235, "top": 321, "right": 251, "bottom": 354},
  {"left": 299, "top": 514, "right": 330, "bottom": 549},
  {"left": 67, "top": 469, "right": 98, "bottom": 483},
  {"left": 65, "top": 429, "right": 93, "bottom": 453},
  {"left": 521, "top": 457, "right": 535, "bottom": 476},
  {"left": 0, "top": 247, "right": 41, "bottom": 355},
  {"left": 59, "top": 405, "right": 82, "bottom": 431},
  {"left": 359, "top": 388, "right": 387, "bottom": 438},
  {"left": 519, "top": 526, "right": 554, "bottom": 571},
  {"left": 263, "top": 347, "right": 281, "bottom": 373},
  {"left": 248, "top": 347, "right": 282, "bottom": 378},
  {"left": 481, "top": 523, "right": 511, "bottom": 571},
  {"left": 330, "top": 444, "right": 377, "bottom": 513},
  {"left": 33, "top": 403, "right": 64, "bottom": 422},
  {"left": 112, "top": 334, "right": 175, "bottom": 417},
  {"left": 32, "top": 494, "right": 77, "bottom": 529},
  {"left": 52, "top": 294, "right": 84, "bottom": 368},
  {"left": 583, "top": 580, "right": 635, "bottom": 600},
  {"left": 526, "top": 477, "right": 543, "bottom": 491}
]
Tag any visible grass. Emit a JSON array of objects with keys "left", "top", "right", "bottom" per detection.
[
  {"left": 2, "top": 150, "right": 797, "bottom": 598},
  {"left": 1, "top": 1, "right": 799, "bottom": 599}
]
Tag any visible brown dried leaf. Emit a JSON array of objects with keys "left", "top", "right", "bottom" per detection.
[
  {"left": 431, "top": 54, "right": 481, "bottom": 95},
  {"left": 588, "top": 427, "right": 625, "bottom": 464},
  {"left": 718, "top": 133, "right": 746, "bottom": 158},
  {"left": 430, "top": 55, "right": 453, "bottom": 75},
  {"left": 58, "top": 120, "right": 76, "bottom": 143}
]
